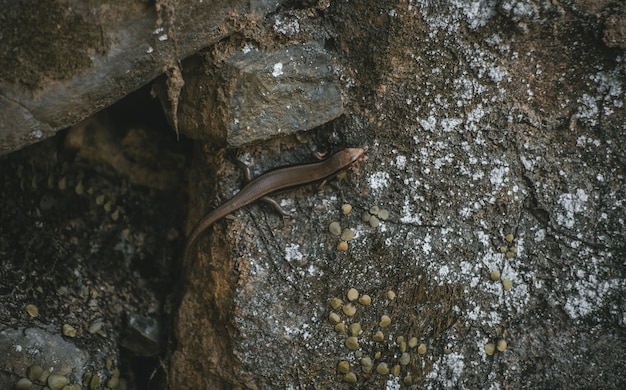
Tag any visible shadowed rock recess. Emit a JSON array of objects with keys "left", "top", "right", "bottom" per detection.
[{"left": 1, "top": 1, "right": 625, "bottom": 389}]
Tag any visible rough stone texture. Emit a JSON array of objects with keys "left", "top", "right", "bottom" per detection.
[
  {"left": 0, "top": 327, "right": 88, "bottom": 387},
  {"left": 0, "top": 0, "right": 625, "bottom": 389},
  {"left": 175, "top": 0, "right": 626, "bottom": 388},
  {"left": 154, "top": 44, "right": 344, "bottom": 146},
  {"left": 0, "top": 0, "right": 283, "bottom": 155}
]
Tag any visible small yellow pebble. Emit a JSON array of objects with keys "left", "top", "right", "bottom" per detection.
[
  {"left": 25, "top": 304, "right": 38, "bottom": 318},
  {"left": 329, "top": 312, "right": 341, "bottom": 324},
  {"left": 391, "top": 364, "right": 401, "bottom": 376},
  {"left": 347, "top": 288, "right": 359, "bottom": 301},
  {"left": 484, "top": 342, "right": 496, "bottom": 355},
  {"left": 370, "top": 206, "right": 380, "bottom": 215},
  {"left": 399, "top": 341, "right": 407, "bottom": 353},
  {"left": 336, "top": 241, "right": 349, "bottom": 251},
  {"left": 369, "top": 216, "right": 380, "bottom": 228},
  {"left": 343, "top": 372, "right": 357, "bottom": 383},
  {"left": 348, "top": 323, "right": 361, "bottom": 337},
  {"left": 361, "top": 211, "right": 371, "bottom": 222},
  {"left": 417, "top": 343, "right": 427, "bottom": 355},
  {"left": 341, "top": 203, "right": 352, "bottom": 215},
  {"left": 403, "top": 375, "right": 413, "bottom": 385},
  {"left": 374, "top": 351, "right": 382, "bottom": 359},
  {"left": 329, "top": 222, "right": 341, "bottom": 235},
  {"left": 341, "top": 228, "right": 355, "bottom": 241},
  {"left": 505, "top": 250, "right": 515, "bottom": 258},
  {"left": 505, "top": 233, "right": 514, "bottom": 243},
  {"left": 387, "top": 290, "right": 396, "bottom": 300},
  {"left": 334, "top": 323, "right": 346, "bottom": 334},
  {"left": 330, "top": 297, "right": 343, "bottom": 309},
  {"left": 345, "top": 336, "right": 359, "bottom": 350},
  {"left": 444, "top": 347, "right": 452, "bottom": 354},
  {"left": 379, "top": 315, "right": 391, "bottom": 328},
  {"left": 337, "top": 360, "right": 350, "bottom": 374},
  {"left": 361, "top": 356, "right": 373, "bottom": 369},
  {"left": 376, "top": 362, "right": 389, "bottom": 375},
  {"left": 490, "top": 270, "right": 501, "bottom": 281},
  {"left": 408, "top": 337, "right": 418, "bottom": 348},
  {"left": 497, "top": 339, "right": 507, "bottom": 352},
  {"left": 62, "top": 324, "right": 77, "bottom": 337},
  {"left": 372, "top": 330, "right": 385, "bottom": 342},
  {"left": 342, "top": 304, "right": 357, "bottom": 316},
  {"left": 378, "top": 209, "right": 390, "bottom": 220},
  {"left": 399, "top": 352, "right": 410, "bottom": 366},
  {"left": 502, "top": 278, "right": 513, "bottom": 290},
  {"left": 358, "top": 294, "right": 371, "bottom": 305}
]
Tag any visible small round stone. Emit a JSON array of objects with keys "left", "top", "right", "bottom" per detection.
[
  {"left": 379, "top": 315, "right": 391, "bottom": 328},
  {"left": 329, "top": 222, "right": 341, "bottom": 235},
  {"left": 505, "top": 233, "right": 514, "bottom": 243},
  {"left": 387, "top": 290, "right": 396, "bottom": 300},
  {"left": 396, "top": 335, "right": 405, "bottom": 344},
  {"left": 484, "top": 342, "right": 496, "bottom": 355},
  {"left": 391, "top": 364, "right": 401, "bottom": 377},
  {"left": 107, "top": 376, "right": 120, "bottom": 389},
  {"left": 27, "top": 365, "right": 43, "bottom": 381},
  {"left": 330, "top": 297, "right": 343, "bottom": 309},
  {"left": 62, "top": 324, "right": 77, "bottom": 337},
  {"left": 15, "top": 378, "right": 32, "bottom": 390},
  {"left": 417, "top": 343, "right": 427, "bottom": 355},
  {"left": 378, "top": 209, "right": 390, "bottom": 220},
  {"left": 408, "top": 337, "right": 418, "bottom": 348},
  {"left": 369, "top": 216, "right": 380, "bottom": 228},
  {"left": 337, "top": 360, "right": 350, "bottom": 374},
  {"left": 25, "top": 304, "right": 38, "bottom": 318},
  {"left": 505, "top": 250, "right": 515, "bottom": 258},
  {"left": 502, "top": 278, "right": 513, "bottom": 290},
  {"left": 500, "top": 246, "right": 508, "bottom": 253},
  {"left": 346, "top": 336, "right": 359, "bottom": 350},
  {"left": 399, "top": 352, "right": 410, "bottom": 366},
  {"left": 329, "top": 312, "right": 341, "bottom": 324},
  {"left": 370, "top": 206, "right": 380, "bottom": 215},
  {"left": 47, "top": 374, "right": 69, "bottom": 390},
  {"left": 372, "top": 330, "right": 384, "bottom": 342},
  {"left": 358, "top": 294, "right": 371, "bottom": 305},
  {"left": 490, "top": 270, "right": 501, "bottom": 281},
  {"left": 361, "top": 211, "right": 371, "bottom": 222},
  {"left": 341, "top": 228, "right": 355, "bottom": 241},
  {"left": 497, "top": 339, "right": 507, "bottom": 352},
  {"left": 341, "top": 203, "right": 352, "bottom": 215},
  {"left": 399, "top": 341, "right": 407, "bottom": 353},
  {"left": 347, "top": 288, "right": 359, "bottom": 301},
  {"left": 342, "top": 304, "right": 357, "bottom": 317},
  {"left": 348, "top": 322, "right": 362, "bottom": 337},
  {"left": 361, "top": 356, "right": 373, "bottom": 370},
  {"left": 334, "top": 322, "right": 346, "bottom": 334},
  {"left": 343, "top": 372, "right": 357, "bottom": 383},
  {"left": 374, "top": 351, "right": 382, "bottom": 360},
  {"left": 403, "top": 375, "right": 413, "bottom": 385},
  {"left": 376, "top": 362, "right": 389, "bottom": 375},
  {"left": 89, "top": 374, "right": 101, "bottom": 389},
  {"left": 336, "top": 241, "right": 349, "bottom": 251},
  {"left": 88, "top": 321, "right": 105, "bottom": 334}
]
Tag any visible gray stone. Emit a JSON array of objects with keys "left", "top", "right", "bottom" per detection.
[{"left": 157, "top": 43, "right": 343, "bottom": 146}]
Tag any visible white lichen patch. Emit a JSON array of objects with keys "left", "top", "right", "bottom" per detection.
[{"left": 556, "top": 189, "right": 589, "bottom": 229}]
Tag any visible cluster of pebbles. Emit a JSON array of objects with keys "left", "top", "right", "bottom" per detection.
[{"left": 328, "top": 288, "right": 428, "bottom": 385}]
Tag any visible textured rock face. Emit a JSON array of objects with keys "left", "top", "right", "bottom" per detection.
[
  {"left": 1, "top": 1, "right": 625, "bottom": 389},
  {"left": 0, "top": 0, "right": 283, "bottom": 155},
  {"left": 154, "top": 43, "right": 344, "bottom": 146}
]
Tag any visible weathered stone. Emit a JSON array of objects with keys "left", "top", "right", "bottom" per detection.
[
  {"left": 0, "top": 0, "right": 283, "bottom": 155},
  {"left": 156, "top": 43, "right": 343, "bottom": 146}
]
